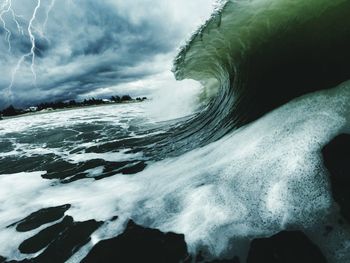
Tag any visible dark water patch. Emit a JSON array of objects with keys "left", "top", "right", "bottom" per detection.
[
  {"left": 85, "top": 137, "right": 150, "bottom": 153},
  {"left": 75, "top": 131, "right": 100, "bottom": 142},
  {"left": 82, "top": 128, "right": 176, "bottom": 159},
  {"left": 322, "top": 134, "right": 350, "bottom": 222},
  {"left": 0, "top": 256, "right": 6, "bottom": 263},
  {"left": 69, "top": 147, "right": 86, "bottom": 154},
  {"left": 93, "top": 161, "right": 147, "bottom": 180},
  {"left": 15, "top": 218, "right": 102, "bottom": 263},
  {"left": 192, "top": 252, "right": 240, "bottom": 263},
  {"left": 43, "top": 158, "right": 148, "bottom": 183},
  {"left": 0, "top": 155, "right": 56, "bottom": 174},
  {"left": 43, "top": 159, "right": 81, "bottom": 180},
  {"left": 0, "top": 140, "right": 14, "bottom": 153},
  {"left": 8, "top": 205, "right": 71, "bottom": 232},
  {"left": 19, "top": 216, "right": 74, "bottom": 254},
  {"left": 70, "top": 123, "right": 103, "bottom": 133},
  {"left": 247, "top": 231, "right": 327, "bottom": 263},
  {"left": 44, "top": 159, "right": 111, "bottom": 181},
  {"left": 6, "top": 129, "right": 79, "bottom": 148},
  {"left": 72, "top": 123, "right": 131, "bottom": 142},
  {"left": 71, "top": 122, "right": 127, "bottom": 134},
  {"left": 43, "top": 159, "right": 108, "bottom": 181},
  {"left": 127, "top": 124, "right": 143, "bottom": 133},
  {"left": 60, "top": 173, "right": 89, "bottom": 183},
  {"left": 82, "top": 220, "right": 189, "bottom": 263},
  {"left": 32, "top": 218, "right": 101, "bottom": 262},
  {"left": 110, "top": 215, "right": 119, "bottom": 221},
  {"left": 103, "top": 161, "right": 130, "bottom": 173},
  {"left": 205, "top": 258, "right": 239, "bottom": 263},
  {"left": 118, "top": 161, "right": 147, "bottom": 175},
  {"left": 323, "top": 225, "right": 334, "bottom": 238},
  {"left": 208, "top": 259, "right": 239, "bottom": 263}
]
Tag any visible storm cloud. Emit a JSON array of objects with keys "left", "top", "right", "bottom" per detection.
[{"left": 0, "top": 0, "right": 214, "bottom": 108}]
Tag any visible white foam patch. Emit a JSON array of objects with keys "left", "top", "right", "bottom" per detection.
[
  {"left": 0, "top": 103, "right": 151, "bottom": 163},
  {"left": 144, "top": 74, "right": 204, "bottom": 121},
  {"left": 0, "top": 171, "right": 55, "bottom": 260},
  {"left": 1, "top": 83, "right": 350, "bottom": 262},
  {"left": 0, "top": 103, "right": 145, "bottom": 137},
  {"left": 67, "top": 149, "right": 143, "bottom": 164}
]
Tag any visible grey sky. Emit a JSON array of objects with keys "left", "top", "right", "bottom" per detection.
[{"left": 0, "top": 0, "right": 215, "bottom": 108}]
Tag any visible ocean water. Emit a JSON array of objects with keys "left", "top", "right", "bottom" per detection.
[
  {"left": 2, "top": 0, "right": 350, "bottom": 262},
  {"left": 1, "top": 83, "right": 350, "bottom": 262}
]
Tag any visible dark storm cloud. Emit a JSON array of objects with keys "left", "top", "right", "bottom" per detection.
[{"left": 0, "top": 0, "right": 214, "bottom": 108}]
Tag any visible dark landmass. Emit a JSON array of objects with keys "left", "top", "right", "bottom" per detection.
[
  {"left": 7, "top": 205, "right": 71, "bottom": 232},
  {"left": 2, "top": 203, "right": 327, "bottom": 263},
  {"left": 82, "top": 220, "right": 189, "bottom": 263},
  {"left": 247, "top": 231, "right": 327, "bottom": 263},
  {"left": 3, "top": 204, "right": 101, "bottom": 263},
  {"left": 43, "top": 158, "right": 147, "bottom": 183},
  {"left": 80, "top": 228, "right": 328, "bottom": 263},
  {"left": 0, "top": 95, "right": 147, "bottom": 118},
  {"left": 322, "top": 133, "right": 350, "bottom": 223}
]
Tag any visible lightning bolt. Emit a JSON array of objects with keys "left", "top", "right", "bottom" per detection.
[
  {"left": 0, "top": 0, "right": 24, "bottom": 51},
  {"left": 34, "top": 0, "right": 54, "bottom": 43},
  {"left": 27, "top": 0, "right": 41, "bottom": 82},
  {"left": 1, "top": 0, "right": 56, "bottom": 104},
  {"left": 43, "top": 0, "right": 55, "bottom": 32},
  {"left": 5, "top": 0, "right": 41, "bottom": 101},
  {"left": 1, "top": 0, "right": 13, "bottom": 52},
  {"left": 10, "top": 9, "right": 24, "bottom": 36}
]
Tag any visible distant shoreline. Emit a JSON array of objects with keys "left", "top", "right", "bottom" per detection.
[
  {"left": 0, "top": 95, "right": 148, "bottom": 120},
  {"left": 0, "top": 100, "right": 143, "bottom": 121}
]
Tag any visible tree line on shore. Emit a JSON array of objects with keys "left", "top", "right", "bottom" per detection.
[{"left": 0, "top": 95, "right": 147, "bottom": 117}]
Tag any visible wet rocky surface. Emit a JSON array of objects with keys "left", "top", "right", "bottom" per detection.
[
  {"left": 7, "top": 205, "right": 71, "bottom": 232},
  {"left": 322, "top": 133, "right": 350, "bottom": 222},
  {"left": 2, "top": 214, "right": 328, "bottom": 263},
  {"left": 82, "top": 220, "right": 189, "bottom": 263},
  {"left": 247, "top": 231, "right": 327, "bottom": 263}
]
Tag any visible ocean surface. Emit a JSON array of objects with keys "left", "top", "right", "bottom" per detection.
[{"left": 1, "top": 0, "right": 350, "bottom": 262}]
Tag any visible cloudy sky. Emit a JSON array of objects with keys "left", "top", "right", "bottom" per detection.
[{"left": 0, "top": 0, "right": 215, "bottom": 108}]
